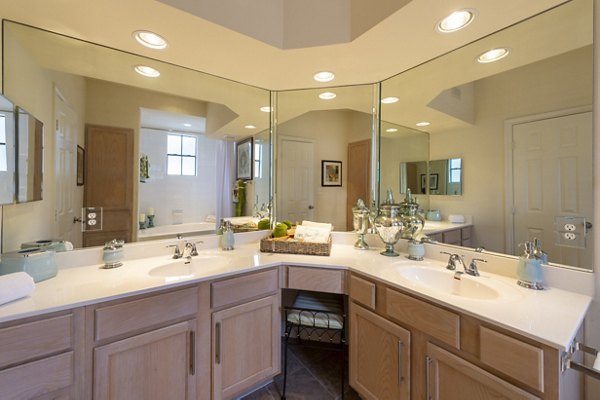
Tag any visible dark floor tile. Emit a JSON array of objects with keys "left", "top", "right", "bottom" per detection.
[
  {"left": 275, "top": 368, "right": 334, "bottom": 400},
  {"left": 241, "top": 340, "right": 360, "bottom": 400}
]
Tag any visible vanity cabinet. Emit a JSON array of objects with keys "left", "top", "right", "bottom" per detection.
[
  {"left": 427, "top": 226, "right": 471, "bottom": 247},
  {"left": 210, "top": 269, "right": 280, "bottom": 400},
  {"left": 87, "top": 286, "right": 200, "bottom": 400},
  {"left": 349, "top": 302, "right": 410, "bottom": 400},
  {"left": 426, "top": 343, "right": 539, "bottom": 400},
  {"left": 0, "top": 309, "right": 84, "bottom": 399},
  {"left": 348, "top": 272, "right": 570, "bottom": 400}
]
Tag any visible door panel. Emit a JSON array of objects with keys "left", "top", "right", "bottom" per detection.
[
  {"left": 278, "top": 137, "right": 314, "bottom": 223},
  {"left": 84, "top": 124, "right": 133, "bottom": 247},
  {"left": 512, "top": 111, "right": 592, "bottom": 268},
  {"left": 347, "top": 139, "right": 371, "bottom": 231}
]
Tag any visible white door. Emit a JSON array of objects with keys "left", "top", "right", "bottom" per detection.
[
  {"left": 278, "top": 137, "right": 314, "bottom": 223},
  {"left": 54, "top": 89, "right": 81, "bottom": 247},
  {"left": 512, "top": 111, "right": 592, "bottom": 268}
]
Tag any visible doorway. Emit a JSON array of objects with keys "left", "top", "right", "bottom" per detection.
[
  {"left": 54, "top": 88, "right": 82, "bottom": 247},
  {"left": 278, "top": 136, "right": 315, "bottom": 223},
  {"left": 507, "top": 108, "right": 593, "bottom": 269}
]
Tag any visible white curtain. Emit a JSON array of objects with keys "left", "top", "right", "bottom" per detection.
[{"left": 215, "top": 140, "right": 235, "bottom": 227}]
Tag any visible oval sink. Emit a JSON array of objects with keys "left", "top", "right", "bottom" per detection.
[
  {"left": 381, "top": 265, "right": 518, "bottom": 301},
  {"left": 149, "top": 256, "right": 224, "bottom": 280}
]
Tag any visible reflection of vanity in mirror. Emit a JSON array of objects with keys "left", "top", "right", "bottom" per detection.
[
  {"left": 1, "top": 21, "right": 271, "bottom": 251},
  {"left": 380, "top": 0, "right": 593, "bottom": 270}
]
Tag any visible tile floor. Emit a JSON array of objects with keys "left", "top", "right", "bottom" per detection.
[{"left": 241, "top": 341, "right": 361, "bottom": 400}]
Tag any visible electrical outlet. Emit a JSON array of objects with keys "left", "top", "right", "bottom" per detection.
[
  {"left": 563, "top": 232, "right": 576, "bottom": 240},
  {"left": 564, "top": 224, "right": 577, "bottom": 232}
]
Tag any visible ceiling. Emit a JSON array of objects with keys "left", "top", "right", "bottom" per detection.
[{"left": 0, "top": 0, "right": 569, "bottom": 90}]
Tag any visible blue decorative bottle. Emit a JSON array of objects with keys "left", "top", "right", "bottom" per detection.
[{"left": 517, "top": 241, "right": 544, "bottom": 290}]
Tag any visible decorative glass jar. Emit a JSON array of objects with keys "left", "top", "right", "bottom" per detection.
[
  {"left": 352, "top": 198, "right": 370, "bottom": 249},
  {"left": 374, "top": 202, "right": 405, "bottom": 257}
]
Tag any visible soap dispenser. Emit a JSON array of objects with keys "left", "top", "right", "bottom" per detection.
[
  {"left": 532, "top": 237, "right": 548, "bottom": 264},
  {"left": 516, "top": 241, "right": 544, "bottom": 290},
  {"left": 221, "top": 220, "right": 235, "bottom": 251}
]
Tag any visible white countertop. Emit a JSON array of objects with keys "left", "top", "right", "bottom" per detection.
[
  {"left": 0, "top": 239, "right": 591, "bottom": 351},
  {"left": 422, "top": 220, "right": 471, "bottom": 234}
]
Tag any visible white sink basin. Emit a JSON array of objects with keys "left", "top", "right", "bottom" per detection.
[
  {"left": 381, "top": 264, "right": 520, "bottom": 302},
  {"left": 148, "top": 256, "right": 225, "bottom": 280}
]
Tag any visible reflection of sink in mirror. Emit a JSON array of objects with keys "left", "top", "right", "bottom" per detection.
[{"left": 380, "top": 264, "right": 520, "bottom": 301}]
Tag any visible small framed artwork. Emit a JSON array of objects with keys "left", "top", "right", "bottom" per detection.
[
  {"left": 236, "top": 137, "right": 253, "bottom": 180},
  {"left": 420, "top": 174, "right": 427, "bottom": 193},
  {"left": 76, "top": 145, "right": 85, "bottom": 186},
  {"left": 429, "top": 173, "right": 439, "bottom": 190},
  {"left": 321, "top": 160, "right": 342, "bottom": 187}
]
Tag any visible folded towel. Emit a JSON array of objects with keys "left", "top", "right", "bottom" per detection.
[
  {"left": 295, "top": 224, "right": 331, "bottom": 243},
  {"left": 0, "top": 272, "right": 35, "bottom": 306},
  {"left": 64, "top": 241, "right": 74, "bottom": 251},
  {"left": 301, "top": 221, "right": 333, "bottom": 231}
]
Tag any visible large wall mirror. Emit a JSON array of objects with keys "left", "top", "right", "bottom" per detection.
[
  {"left": 275, "top": 85, "right": 376, "bottom": 231},
  {"left": 381, "top": 0, "right": 593, "bottom": 270},
  {"left": 1, "top": 21, "right": 271, "bottom": 251}
]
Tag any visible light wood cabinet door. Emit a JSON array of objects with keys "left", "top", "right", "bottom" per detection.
[
  {"left": 94, "top": 320, "right": 196, "bottom": 400},
  {"left": 212, "top": 295, "right": 280, "bottom": 400},
  {"left": 426, "top": 342, "right": 540, "bottom": 400},
  {"left": 349, "top": 302, "right": 410, "bottom": 400}
]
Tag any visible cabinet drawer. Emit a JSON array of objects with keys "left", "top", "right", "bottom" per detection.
[
  {"left": 212, "top": 269, "right": 278, "bottom": 309},
  {"left": 287, "top": 266, "right": 345, "bottom": 294},
  {"left": 0, "top": 352, "right": 73, "bottom": 399},
  {"left": 480, "top": 326, "right": 544, "bottom": 391},
  {"left": 442, "top": 229, "right": 461, "bottom": 245},
  {"left": 349, "top": 275, "right": 376, "bottom": 310},
  {"left": 95, "top": 287, "right": 198, "bottom": 341},
  {"left": 0, "top": 314, "right": 72, "bottom": 368},
  {"left": 386, "top": 288, "right": 460, "bottom": 349}
]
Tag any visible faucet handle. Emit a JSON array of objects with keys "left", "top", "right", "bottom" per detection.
[
  {"left": 467, "top": 258, "right": 486, "bottom": 276},
  {"left": 190, "top": 241, "right": 204, "bottom": 256},
  {"left": 167, "top": 244, "right": 182, "bottom": 259}
]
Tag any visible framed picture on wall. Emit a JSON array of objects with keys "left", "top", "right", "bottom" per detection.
[
  {"left": 236, "top": 137, "right": 253, "bottom": 180},
  {"left": 76, "top": 145, "right": 85, "bottom": 186},
  {"left": 429, "top": 173, "right": 439, "bottom": 190},
  {"left": 321, "top": 160, "right": 342, "bottom": 187}
]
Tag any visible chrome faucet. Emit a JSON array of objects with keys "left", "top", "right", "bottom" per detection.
[
  {"left": 440, "top": 252, "right": 465, "bottom": 271},
  {"left": 168, "top": 240, "right": 204, "bottom": 259},
  {"left": 465, "top": 258, "right": 486, "bottom": 277}
]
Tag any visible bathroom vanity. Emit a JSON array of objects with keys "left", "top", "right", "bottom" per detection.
[{"left": 0, "top": 234, "right": 591, "bottom": 399}]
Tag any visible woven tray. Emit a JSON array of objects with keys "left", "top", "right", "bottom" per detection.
[{"left": 260, "top": 236, "right": 332, "bottom": 256}]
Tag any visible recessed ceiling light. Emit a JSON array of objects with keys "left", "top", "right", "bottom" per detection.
[
  {"left": 260, "top": 106, "right": 273, "bottom": 112},
  {"left": 477, "top": 48, "right": 510, "bottom": 63},
  {"left": 319, "top": 92, "right": 337, "bottom": 100},
  {"left": 133, "top": 30, "right": 168, "bottom": 49},
  {"left": 244, "top": 124, "right": 256, "bottom": 129},
  {"left": 416, "top": 121, "right": 431, "bottom": 127},
  {"left": 314, "top": 71, "right": 335, "bottom": 83},
  {"left": 436, "top": 10, "right": 475, "bottom": 33},
  {"left": 386, "top": 128, "right": 398, "bottom": 133},
  {"left": 183, "top": 123, "right": 192, "bottom": 127},
  {"left": 134, "top": 65, "right": 160, "bottom": 77},
  {"left": 381, "top": 97, "right": 399, "bottom": 104}
]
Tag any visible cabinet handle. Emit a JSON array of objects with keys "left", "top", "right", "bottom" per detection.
[
  {"left": 189, "top": 330, "right": 195, "bottom": 375},
  {"left": 425, "top": 355, "right": 432, "bottom": 400},
  {"left": 215, "top": 322, "right": 221, "bottom": 364},
  {"left": 398, "top": 340, "right": 404, "bottom": 386}
]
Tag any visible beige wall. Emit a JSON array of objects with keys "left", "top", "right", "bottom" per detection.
[
  {"left": 277, "top": 109, "right": 371, "bottom": 230},
  {"left": 429, "top": 46, "right": 593, "bottom": 253},
  {"left": 1, "top": 34, "right": 86, "bottom": 252}
]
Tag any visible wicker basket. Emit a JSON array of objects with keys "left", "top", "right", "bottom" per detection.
[{"left": 260, "top": 236, "right": 332, "bottom": 256}]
